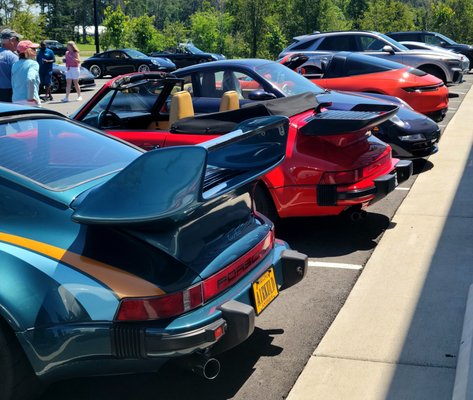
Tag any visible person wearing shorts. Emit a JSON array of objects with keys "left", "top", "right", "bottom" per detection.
[
  {"left": 37, "top": 41, "right": 55, "bottom": 101},
  {"left": 62, "top": 41, "right": 81, "bottom": 102}
]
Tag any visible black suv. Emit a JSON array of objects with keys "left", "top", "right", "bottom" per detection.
[{"left": 386, "top": 31, "right": 473, "bottom": 66}]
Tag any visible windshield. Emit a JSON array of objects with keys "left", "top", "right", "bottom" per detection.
[
  {"left": 0, "top": 117, "right": 140, "bottom": 190},
  {"left": 186, "top": 43, "right": 204, "bottom": 54},
  {"left": 124, "top": 49, "right": 148, "bottom": 59},
  {"left": 80, "top": 79, "right": 171, "bottom": 127},
  {"left": 378, "top": 33, "right": 409, "bottom": 51},
  {"left": 436, "top": 32, "right": 456, "bottom": 45},
  {"left": 254, "top": 62, "right": 325, "bottom": 95}
]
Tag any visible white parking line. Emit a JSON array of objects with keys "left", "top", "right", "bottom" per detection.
[
  {"left": 308, "top": 260, "right": 363, "bottom": 270},
  {"left": 395, "top": 187, "right": 410, "bottom": 191}
]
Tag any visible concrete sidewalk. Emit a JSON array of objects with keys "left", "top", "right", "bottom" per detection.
[{"left": 287, "top": 86, "right": 473, "bottom": 399}]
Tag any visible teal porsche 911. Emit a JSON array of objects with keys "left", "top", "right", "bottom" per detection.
[{"left": 0, "top": 104, "right": 307, "bottom": 399}]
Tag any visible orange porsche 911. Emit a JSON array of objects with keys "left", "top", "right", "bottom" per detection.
[{"left": 280, "top": 51, "right": 449, "bottom": 122}]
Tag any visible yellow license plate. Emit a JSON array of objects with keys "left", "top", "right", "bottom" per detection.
[{"left": 252, "top": 267, "right": 279, "bottom": 315}]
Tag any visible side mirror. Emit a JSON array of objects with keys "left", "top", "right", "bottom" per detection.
[
  {"left": 382, "top": 45, "right": 395, "bottom": 55},
  {"left": 439, "top": 41, "right": 447, "bottom": 47},
  {"left": 248, "top": 90, "right": 277, "bottom": 101}
]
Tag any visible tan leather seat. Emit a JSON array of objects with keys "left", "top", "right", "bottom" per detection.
[
  {"left": 219, "top": 91, "right": 240, "bottom": 112},
  {"left": 168, "top": 91, "right": 194, "bottom": 126}
]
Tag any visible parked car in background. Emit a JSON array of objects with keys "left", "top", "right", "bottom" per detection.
[
  {"left": 0, "top": 103, "right": 307, "bottom": 400},
  {"left": 150, "top": 42, "right": 225, "bottom": 68},
  {"left": 387, "top": 31, "right": 473, "bottom": 67},
  {"left": 400, "top": 41, "right": 470, "bottom": 72},
  {"left": 278, "top": 31, "right": 464, "bottom": 85},
  {"left": 73, "top": 66, "right": 413, "bottom": 222},
  {"left": 49, "top": 63, "right": 96, "bottom": 93},
  {"left": 81, "top": 49, "right": 176, "bottom": 78},
  {"left": 279, "top": 51, "right": 449, "bottom": 121},
  {"left": 44, "top": 39, "right": 67, "bottom": 56}
]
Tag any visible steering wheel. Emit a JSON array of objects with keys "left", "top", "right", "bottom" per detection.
[{"left": 97, "top": 110, "right": 121, "bottom": 129}]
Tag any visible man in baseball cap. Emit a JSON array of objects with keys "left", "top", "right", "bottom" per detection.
[
  {"left": 1, "top": 29, "right": 23, "bottom": 52},
  {"left": 0, "top": 28, "right": 22, "bottom": 102}
]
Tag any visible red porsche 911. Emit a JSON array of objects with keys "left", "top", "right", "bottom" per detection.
[
  {"left": 280, "top": 52, "right": 449, "bottom": 121},
  {"left": 73, "top": 62, "right": 413, "bottom": 221}
]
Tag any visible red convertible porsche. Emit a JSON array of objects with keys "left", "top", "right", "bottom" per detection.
[
  {"left": 280, "top": 52, "right": 449, "bottom": 121},
  {"left": 73, "top": 65, "right": 412, "bottom": 221}
]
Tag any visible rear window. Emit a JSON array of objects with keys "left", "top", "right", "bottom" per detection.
[
  {"left": 344, "top": 54, "right": 404, "bottom": 76},
  {"left": 0, "top": 116, "right": 140, "bottom": 190}
]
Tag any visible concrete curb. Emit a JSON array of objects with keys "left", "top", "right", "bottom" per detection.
[{"left": 452, "top": 284, "right": 473, "bottom": 400}]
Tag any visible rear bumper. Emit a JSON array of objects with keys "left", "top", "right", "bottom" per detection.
[
  {"left": 317, "top": 159, "right": 413, "bottom": 206},
  {"left": 19, "top": 245, "right": 307, "bottom": 380}
]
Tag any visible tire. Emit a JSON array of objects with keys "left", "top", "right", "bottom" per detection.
[
  {"left": 254, "top": 184, "right": 279, "bottom": 223},
  {"left": 137, "top": 64, "right": 150, "bottom": 73},
  {"left": 89, "top": 64, "right": 103, "bottom": 78},
  {"left": 50, "top": 75, "right": 60, "bottom": 93},
  {"left": 418, "top": 65, "right": 446, "bottom": 84},
  {"left": 0, "top": 320, "right": 43, "bottom": 400}
]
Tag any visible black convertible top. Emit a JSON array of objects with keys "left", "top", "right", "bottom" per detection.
[{"left": 170, "top": 92, "right": 318, "bottom": 134}]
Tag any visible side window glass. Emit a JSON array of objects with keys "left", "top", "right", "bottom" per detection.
[
  {"left": 360, "top": 37, "right": 385, "bottom": 51},
  {"left": 234, "top": 72, "right": 260, "bottom": 99},
  {"left": 318, "top": 36, "right": 355, "bottom": 51},
  {"left": 425, "top": 34, "right": 442, "bottom": 46},
  {"left": 292, "top": 38, "right": 318, "bottom": 51}
]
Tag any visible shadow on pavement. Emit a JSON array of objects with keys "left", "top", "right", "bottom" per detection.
[{"left": 276, "top": 212, "right": 392, "bottom": 258}]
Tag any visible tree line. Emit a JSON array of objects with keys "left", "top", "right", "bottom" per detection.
[{"left": 2, "top": 0, "right": 473, "bottom": 59}]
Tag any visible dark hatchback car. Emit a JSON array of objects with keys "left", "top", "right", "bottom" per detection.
[
  {"left": 44, "top": 39, "right": 67, "bottom": 56},
  {"left": 150, "top": 42, "right": 225, "bottom": 68},
  {"left": 386, "top": 31, "right": 473, "bottom": 67},
  {"left": 49, "top": 63, "right": 96, "bottom": 93},
  {"left": 81, "top": 49, "right": 176, "bottom": 78}
]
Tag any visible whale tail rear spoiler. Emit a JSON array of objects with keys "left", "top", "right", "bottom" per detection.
[
  {"left": 299, "top": 104, "right": 399, "bottom": 136},
  {"left": 71, "top": 115, "right": 289, "bottom": 226}
]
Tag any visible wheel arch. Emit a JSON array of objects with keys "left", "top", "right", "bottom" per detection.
[{"left": 416, "top": 63, "right": 447, "bottom": 84}]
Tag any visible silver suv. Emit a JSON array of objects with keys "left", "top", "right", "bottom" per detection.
[{"left": 278, "top": 31, "right": 464, "bottom": 84}]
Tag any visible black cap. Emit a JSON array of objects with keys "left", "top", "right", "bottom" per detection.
[{"left": 1, "top": 29, "right": 23, "bottom": 40}]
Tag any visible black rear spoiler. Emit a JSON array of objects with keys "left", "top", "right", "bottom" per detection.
[
  {"left": 71, "top": 115, "right": 289, "bottom": 226},
  {"left": 299, "top": 104, "right": 399, "bottom": 136}
]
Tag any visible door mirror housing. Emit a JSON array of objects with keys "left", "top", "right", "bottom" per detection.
[
  {"left": 248, "top": 90, "right": 277, "bottom": 101},
  {"left": 382, "top": 45, "right": 395, "bottom": 55}
]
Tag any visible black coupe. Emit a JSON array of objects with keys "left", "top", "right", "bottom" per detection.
[
  {"left": 81, "top": 49, "right": 176, "bottom": 78},
  {"left": 150, "top": 42, "right": 225, "bottom": 68}
]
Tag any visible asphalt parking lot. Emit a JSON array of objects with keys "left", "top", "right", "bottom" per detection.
[{"left": 39, "top": 73, "right": 473, "bottom": 400}]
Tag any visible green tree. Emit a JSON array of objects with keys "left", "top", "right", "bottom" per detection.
[
  {"left": 359, "top": 0, "right": 416, "bottom": 32},
  {"left": 190, "top": 5, "right": 233, "bottom": 54},
  {"left": 346, "top": 0, "right": 368, "bottom": 29},
  {"left": 428, "top": 0, "right": 473, "bottom": 43},
  {"left": 127, "top": 15, "right": 159, "bottom": 54},
  {"left": 101, "top": 5, "right": 129, "bottom": 49},
  {"left": 10, "top": 10, "right": 46, "bottom": 42}
]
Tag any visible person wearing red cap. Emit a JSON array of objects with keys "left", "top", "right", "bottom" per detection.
[{"left": 12, "top": 40, "right": 41, "bottom": 106}]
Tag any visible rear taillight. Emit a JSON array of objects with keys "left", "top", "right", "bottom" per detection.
[
  {"left": 115, "top": 229, "right": 274, "bottom": 322},
  {"left": 319, "top": 169, "right": 363, "bottom": 185},
  {"left": 116, "top": 284, "right": 203, "bottom": 321}
]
